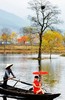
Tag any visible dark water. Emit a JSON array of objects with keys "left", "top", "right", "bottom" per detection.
[{"left": 0, "top": 54, "right": 65, "bottom": 100}]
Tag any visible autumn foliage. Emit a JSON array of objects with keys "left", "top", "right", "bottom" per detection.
[
  {"left": 42, "top": 30, "right": 64, "bottom": 53},
  {"left": 18, "top": 36, "right": 29, "bottom": 44}
]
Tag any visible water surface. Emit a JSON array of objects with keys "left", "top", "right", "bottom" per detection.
[{"left": 0, "top": 54, "right": 65, "bottom": 100}]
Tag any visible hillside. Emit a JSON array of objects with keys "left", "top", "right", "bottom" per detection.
[{"left": 0, "top": 9, "right": 30, "bottom": 31}]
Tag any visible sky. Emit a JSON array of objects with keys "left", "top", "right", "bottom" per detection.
[
  {"left": 0, "top": 0, "right": 65, "bottom": 32},
  {"left": 0, "top": 0, "right": 31, "bottom": 19}
]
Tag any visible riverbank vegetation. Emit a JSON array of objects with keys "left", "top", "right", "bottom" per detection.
[
  {"left": 0, "top": 29, "right": 65, "bottom": 55},
  {"left": 0, "top": 44, "right": 65, "bottom": 54},
  {"left": 0, "top": 28, "right": 65, "bottom": 57}
]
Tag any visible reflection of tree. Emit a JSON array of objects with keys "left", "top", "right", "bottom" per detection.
[
  {"left": 37, "top": 57, "right": 61, "bottom": 91},
  {"left": 38, "top": 59, "right": 41, "bottom": 71},
  {"left": 41, "top": 59, "right": 61, "bottom": 88},
  {"left": 38, "top": 59, "right": 42, "bottom": 80}
]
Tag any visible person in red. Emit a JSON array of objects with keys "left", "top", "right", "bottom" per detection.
[{"left": 33, "top": 76, "right": 44, "bottom": 94}]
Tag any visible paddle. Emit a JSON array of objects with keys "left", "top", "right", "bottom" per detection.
[
  {"left": 0, "top": 78, "right": 32, "bottom": 86},
  {"left": 12, "top": 78, "right": 32, "bottom": 86},
  {"left": 13, "top": 79, "right": 20, "bottom": 87}
]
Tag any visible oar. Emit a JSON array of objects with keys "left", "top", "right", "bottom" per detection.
[
  {"left": 12, "top": 79, "right": 32, "bottom": 86},
  {"left": 13, "top": 79, "right": 20, "bottom": 87},
  {"left": 0, "top": 78, "right": 32, "bottom": 86}
]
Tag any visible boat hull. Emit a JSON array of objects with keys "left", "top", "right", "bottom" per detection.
[{"left": 0, "top": 83, "right": 60, "bottom": 100}]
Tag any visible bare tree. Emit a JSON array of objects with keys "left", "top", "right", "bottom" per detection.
[
  {"left": 28, "top": 0, "right": 61, "bottom": 59},
  {"left": 1, "top": 28, "right": 11, "bottom": 34}
]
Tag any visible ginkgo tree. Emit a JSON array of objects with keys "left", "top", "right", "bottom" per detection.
[{"left": 42, "top": 30, "right": 64, "bottom": 58}]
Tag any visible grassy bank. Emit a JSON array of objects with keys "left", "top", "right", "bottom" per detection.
[
  {"left": 0, "top": 44, "right": 65, "bottom": 54},
  {"left": 0, "top": 45, "right": 39, "bottom": 54}
]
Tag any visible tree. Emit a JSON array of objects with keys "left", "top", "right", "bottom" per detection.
[
  {"left": 18, "top": 36, "right": 29, "bottom": 45},
  {"left": 10, "top": 32, "right": 17, "bottom": 44},
  {"left": 1, "top": 28, "right": 11, "bottom": 34},
  {"left": 1, "top": 33, "right": 10, "bottom": 54},
  {"left": 22, "top": 27, "right": 38, "bottom": 45},
  {"left": 28, "top": 0, "right": 61, "bottom": 60},
  {"left": 42, "top": 30, "right": 64, "bottom": 58},
  {"left": 23, "top": 27, "right": 33, "bottom": 35},
  {"left": 62, "top": 33, "right": 65, "bottom": 47}
]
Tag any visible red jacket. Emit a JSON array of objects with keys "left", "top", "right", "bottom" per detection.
[{"left": 33, "top": 79, "right": 40, "bottom": 94}]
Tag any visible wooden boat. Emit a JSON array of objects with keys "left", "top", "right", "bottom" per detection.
[{"left": 0, "top": 83, "right": 60, "bottom": 100}]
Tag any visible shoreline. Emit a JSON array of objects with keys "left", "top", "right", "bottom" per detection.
[{"left": 0, "top": 44, "right": 65, "bottom": 54}]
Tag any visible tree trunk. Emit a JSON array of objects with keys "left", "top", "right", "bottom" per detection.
[
  {"left": 4, "top": 44, "right": 5, "bottom": 54},
  {"left": 50, "top": 48, "right": 52, "bottom": 59},
  {"left": 38, "top": 30, "right": 43, "bottom": 60}
]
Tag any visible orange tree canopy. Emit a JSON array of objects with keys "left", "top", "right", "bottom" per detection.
[{"left": 18, "top": 36, "right": 28, "bottom": 43}]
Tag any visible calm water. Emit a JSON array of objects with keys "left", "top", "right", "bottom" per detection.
[{"left": 0, "top": 54, "right": 65, "bottom": 100}]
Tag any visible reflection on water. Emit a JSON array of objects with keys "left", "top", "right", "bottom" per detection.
[
  {"left": 42, "top": 58, "right": 61, "bottom": 87},
  {"left": 0, "top": 54, "right": 65, "bottom": 100}
]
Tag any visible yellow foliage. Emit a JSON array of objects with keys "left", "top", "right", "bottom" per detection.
[
  {"left": 10, "top": 32, "right": 17, "bottom": 38},
  {"left": 42, "top": 30, "right": 64, "bottom": 51}
]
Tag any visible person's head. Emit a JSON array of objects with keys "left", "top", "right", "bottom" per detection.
[
  {"left": 5, "top": 64, "right": 13, "bottom": 69},
  {"left": 34, "top": 76, "right": 39, "bottom": 79}
]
